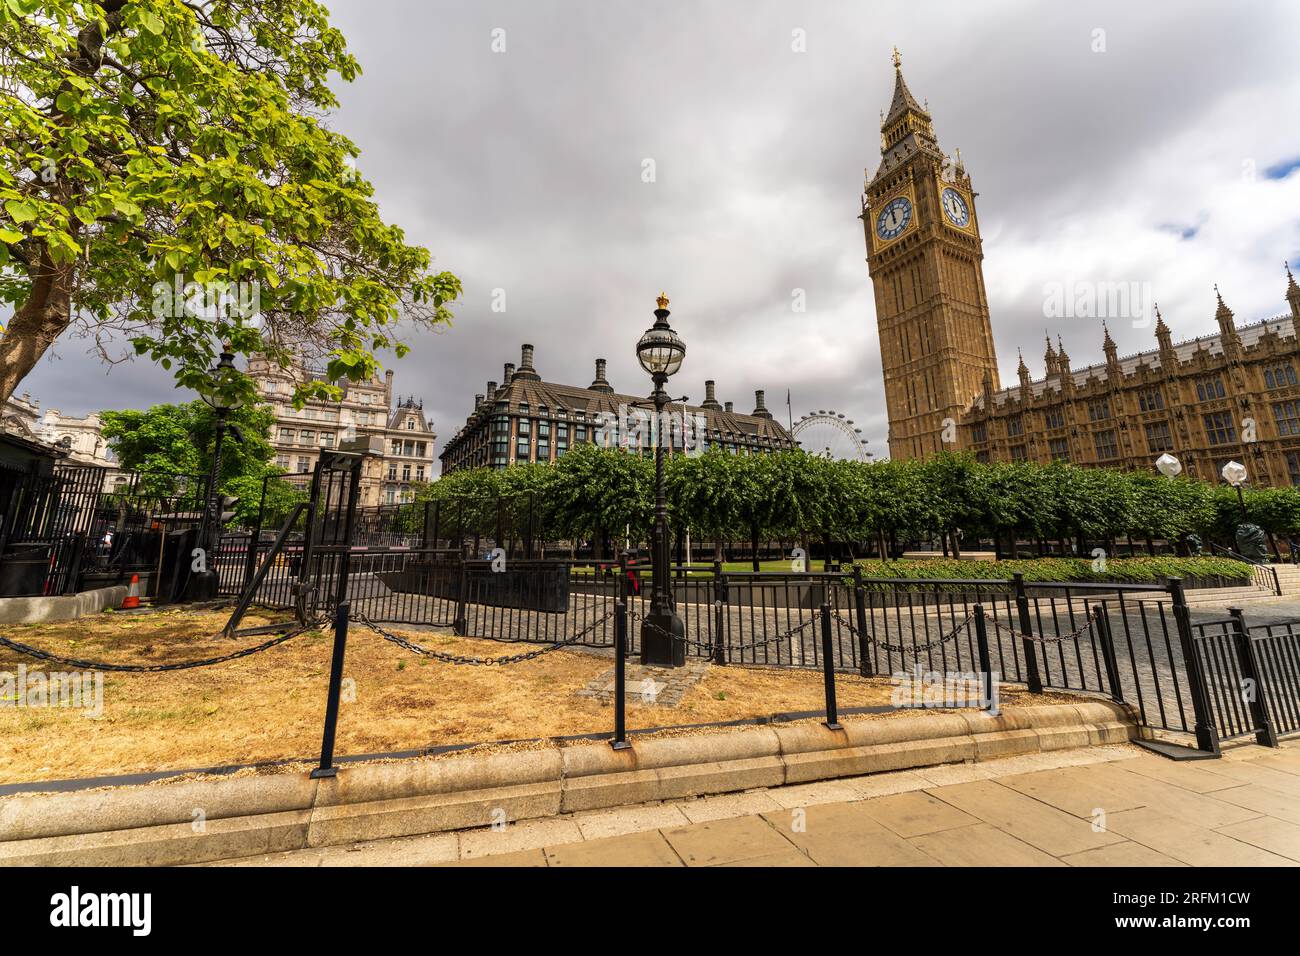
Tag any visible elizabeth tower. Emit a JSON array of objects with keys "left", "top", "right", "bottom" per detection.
[{"left": 863, "top": 50, "right": 999, "bottom": 460}]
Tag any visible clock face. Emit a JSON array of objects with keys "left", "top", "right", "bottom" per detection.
[
  {"left": 875, "top": 196, "right": 913, "bottom": 241},
  {"left": 941, "top": 187, "right": 970, "bottom": 227}
]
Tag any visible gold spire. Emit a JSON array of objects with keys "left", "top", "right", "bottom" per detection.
[
  {"left": 891, "top": 46, "right": 901, "bottom": 70},
  {"left": 655, "top": 291, "right": 670, "bottom": 310}
]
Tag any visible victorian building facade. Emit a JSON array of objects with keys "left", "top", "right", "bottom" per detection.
[
  {"left": 866, "top": 52, "right": 1300, "bottom": 486},
  {"left": 246, "top": 356, "right": 436, "bottom": 506},
  {"left": 439, "top": 344, "right": 795, "bottom": 474}
]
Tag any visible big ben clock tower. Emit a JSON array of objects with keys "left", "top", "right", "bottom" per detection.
[{"left": 863, "top": 49, "right": 999, "bottom": 460}]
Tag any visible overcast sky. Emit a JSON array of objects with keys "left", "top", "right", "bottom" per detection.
[{"left": 17, "top": 0, "right": 1300, "bottom": 467}]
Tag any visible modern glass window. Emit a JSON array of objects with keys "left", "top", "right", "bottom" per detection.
[
  {"left": 515, "top": 438, "right": 530, "bottom": 461},
  {"left": 1203, "top": 411, "right": 1237, "bottom": 445}
]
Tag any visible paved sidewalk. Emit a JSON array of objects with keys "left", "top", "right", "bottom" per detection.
[{"left": 213, "top": 738, "right": 1300, "bottom": 867}]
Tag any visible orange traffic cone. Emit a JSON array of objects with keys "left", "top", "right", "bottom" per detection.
[{"left": 121, "top": 573, "right": 141, "bottom": 610}]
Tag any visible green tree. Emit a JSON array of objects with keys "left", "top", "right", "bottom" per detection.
[{"left": 0, "top": 0, "right": 460, "bottom": 406}]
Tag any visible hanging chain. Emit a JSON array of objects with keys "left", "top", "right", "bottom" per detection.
[
  {"left": 0, "top": 617, "right": 328, "bottom": 673},
  {"left": 354, "top": 609, "right": 615, "bottom": 665},
  {"left": 988, "top": 617, "right": 1095, "bottom": 645}
]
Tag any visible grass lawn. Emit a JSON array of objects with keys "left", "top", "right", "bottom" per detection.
[{"left": 0, "top": 607, "right": 1076, "bottom": 785}]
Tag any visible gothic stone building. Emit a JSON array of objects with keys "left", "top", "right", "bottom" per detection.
[
  {"left": 438, "top": 344, "right": 794, "bottom": 474},
  {"left": 247, "top": 356, "right": 436, "bottom": 506},
  {"left": 865, "top": 52, "right": 1300, "bottom": 486}
]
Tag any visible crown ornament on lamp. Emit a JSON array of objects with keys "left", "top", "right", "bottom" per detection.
[{"left": 1221, "top": 460, "right": 1248, "bottom": 487}]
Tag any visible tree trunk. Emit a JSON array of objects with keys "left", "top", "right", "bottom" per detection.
[
  {"left": 950, "top": 529, "right": 962, "bottom": 560},
  {"left": 0, "top": 250, "right": 75, "bottom": 407},
  {"left": 751, "top": 522, "right": 760, "bottom": 572}
]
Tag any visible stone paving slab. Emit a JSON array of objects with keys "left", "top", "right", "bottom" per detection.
[
  {"left": 924, "top": 778, "right": 1124, "bottom": 857},
  {"left": 1058, "top": 841, "right": 1187, "bottom": 867},
  {"left": 660, "top": 815, "right": 793, "bottom": 867},
  {"left": 858, "top": 791, "right": 980, "bottom": 838},
  {"left": 1103, "top": 806, "right": 1292, "bottom": 867},
  {"left": 545, "top": 830, "right": 682, "bottom": 867},
  {"left": 909, "top": 823, "right": 1064, "bottom": 867}
]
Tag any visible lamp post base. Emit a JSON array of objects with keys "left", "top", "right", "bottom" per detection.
[{"left": 640, "top": 609, "right": 685, "bottom": 667}]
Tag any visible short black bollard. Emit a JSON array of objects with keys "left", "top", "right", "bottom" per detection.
[
  {"left": 610, "top": 600, "right": 631, "bottom": 751},
  {"left": 973, "top": 604, "right": 994, "bottom": 712},
  {"left": 311, "top": 600, "right": 351, "bottom": 779},
  {"left": 820, "top": 603, "right": 841, "bottom": 730}
]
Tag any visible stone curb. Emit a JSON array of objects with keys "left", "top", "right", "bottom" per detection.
[
  {"left": 0, "top": 585, "right": 127, "bottom": 626},
  {"left": 0, "top": 701, "right": 1138, "bottom": 866}
]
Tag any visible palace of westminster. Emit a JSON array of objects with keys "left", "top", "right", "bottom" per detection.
[{"left": 866, "top": 51, "right": 1300, "bottom": 487}]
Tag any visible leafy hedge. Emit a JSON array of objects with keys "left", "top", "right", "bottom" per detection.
[{"left": 851, "top": 556, "right": 1253, "bottom": 586}]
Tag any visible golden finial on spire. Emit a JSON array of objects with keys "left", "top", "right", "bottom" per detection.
[
  {"left": 656, "top": 291, "right": 670, "bottom": 310},
  {"left": 891, "top": 46, "right": 901, "bottom": 70}
]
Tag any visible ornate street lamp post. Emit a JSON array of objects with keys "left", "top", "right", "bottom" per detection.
[
  {"left": 635, "top": 293, "right": 686, "bottom": 667},
  {"left": 1222, "top": 460, "right": 1249, "bottom": 517},
  {"left": 191, "top": 343, "right": 245, "bottom": 599}
]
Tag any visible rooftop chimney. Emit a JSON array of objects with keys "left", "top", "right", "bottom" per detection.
[
  {"left": 701, "top": 379, "right": 722, "bottom": 411},
  {"left": 474, "top": 393, "right": 484, "bottom": 409},
  {"left": 590, "top": 357, "right": 614, "bottom": 393},
  {"left": 724, "top": 401, "right": 734, "bottom": 413},
  {"left": 504, "top": 362, "right": 515, "bottom": 383},
  {"left": 514, "top": 343, "right": 541, "bottom": 381},
  {"left": 752, "top": 390, "right": 772, "bottom": 419},
  {"left": 486, "top": 381, "right": 497, "bottom": 398}
]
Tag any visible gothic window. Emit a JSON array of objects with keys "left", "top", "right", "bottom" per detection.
[
  {"left": 1006, "top": 416, "right": 1024, "bottom": 438},
  {"left": 969, "top": 422, "right": 987, "bottom": 444},
  {"left": 1195, "top": 377, "right": 1226, "bottom": 402},
  {"left": 1265, "top": 365, "right": 1298, "bottom": 389},
  {"left": 1138, "top": 388, "right": 1164, "bottom": 412},
  {"left": 1087, "top": 398, "right": 1111, "bottom": 422},
  {"left": 1009, "top": 444, "right": 1028, "bottom": 461},
  {"left": 1093, "top": 429, "right": 1119, "bottom": 460},
  {"left": 1044, "top": 407, "right": 1065, "bottom": 430},
  {"left": 1049, "top": 437, "right": 1070, "bottom": 461},
  {"left": 1202, "top": 411, "right": 1237, "bottom": 445},
  {"left": 1287, "top": 452, "right": 1300, "bottom": 486},
  {"left": 1273, "top": 401, "right": 1300, "bottom": 436},
  {"left": 1144, "top": 421, "right": 1173, "bottom": 453}
]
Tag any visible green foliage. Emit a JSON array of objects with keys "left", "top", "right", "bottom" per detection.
[
  {"left": 101, "top": 399, "right": 283, "bottom": 521},
  {"left": 852, "top": 556, "right": 1253, "bottom": 586},
  {"left": 0, "top": 0, "right": 460, "bottom": 405},
  {"left": 426, "top": 446, "right": 1300, "bottom": 556}
]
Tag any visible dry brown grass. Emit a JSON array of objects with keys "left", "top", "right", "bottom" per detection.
[{"left": 0, "top": 607, "right": 1075, "bottom": 785}]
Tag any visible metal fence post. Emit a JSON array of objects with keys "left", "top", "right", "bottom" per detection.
[
  {"left": 611, "top": 599, "right": 631, "bottom": 750},
  {"left": 712, "top": 560, "right": 727, "bottom": 666},
  {"left": 819, "top": 603, "right": 841, "bottom": 729},
  {"left": 1092, "top": 603, "right": 1124, "bottom": 703},
  {"left": 1228, "top": 607, "right": 1280, "bottom": 748},
  {"left": 1013, "top": 572, "right": 1043, "bottom": 693},
  {"left": 973, "top": 603, "right": 994, "bottom": 711},
  {"left": 453, "top": 547, "right": 469, "bottom": 636},
  {"left": 1168, "top": 577, "right": 1221, "bottom": 754},
  {"left": 853, "top": 566, "right": 872, "bottom": 677},
  {"left": 311, "top": 600, "right": 351, "bottom": 779}
]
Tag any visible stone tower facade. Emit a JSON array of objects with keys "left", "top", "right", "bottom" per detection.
[{"left": 863, "top": 49, "right": 999, "bottom": 460}]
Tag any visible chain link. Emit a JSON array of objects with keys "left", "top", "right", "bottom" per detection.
[
  {"left": 355, "top": 609, "right": 615, "bottom": 665},
  {"left": 0, "top": 617, "right": 328, "bottom": 672},
  {"left": 630, "top": 606, "right": 820, "bottom": 654},
  {"left": 988, "top": 617, "right": 1095, "bottom": 645}
]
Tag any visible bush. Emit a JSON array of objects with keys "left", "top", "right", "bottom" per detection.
[{"left": 851, "top": 555, "right": 1252, "bottom": 586}]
